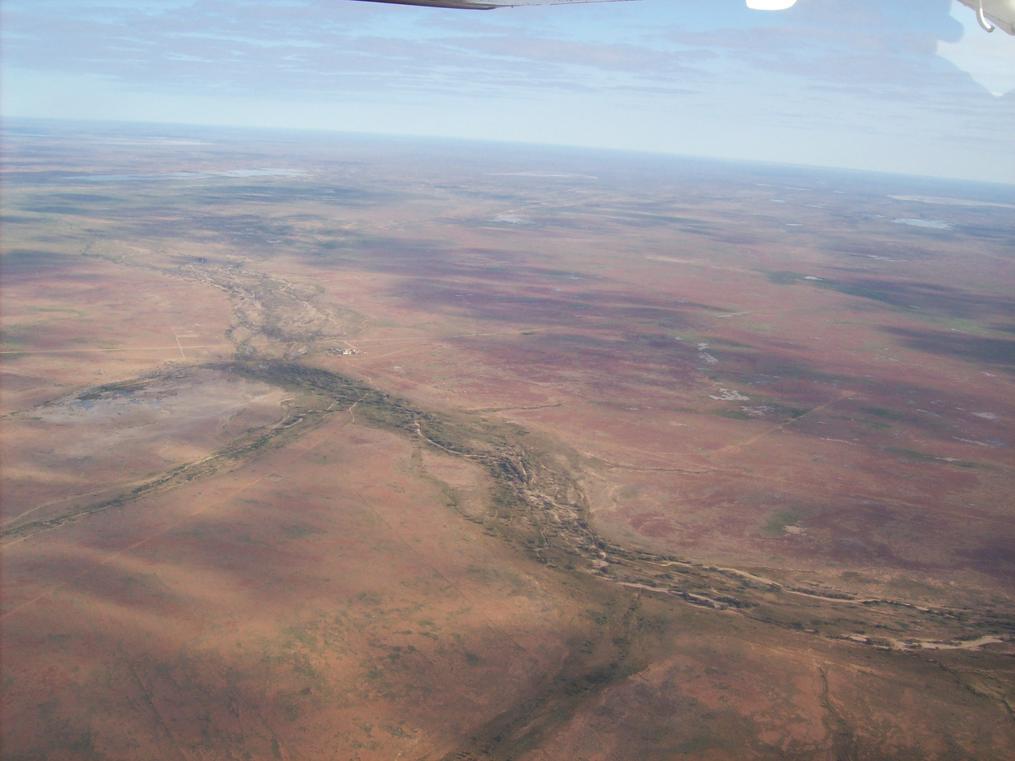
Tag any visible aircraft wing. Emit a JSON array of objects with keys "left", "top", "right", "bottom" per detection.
[
  {"left": 351, "top": 0, "right": 634, "bottom": 9},
  {"left": 957, "top": 0, "right": 1015, "bottom": 34}
]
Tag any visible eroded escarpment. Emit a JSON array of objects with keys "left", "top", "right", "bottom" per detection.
[{"left": 10, "top": 357, "right": 1013, "bottom": 654}]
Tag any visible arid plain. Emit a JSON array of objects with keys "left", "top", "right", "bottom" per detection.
[{"left": 2, "top": 121, "right": 1014, "bottom": 760}]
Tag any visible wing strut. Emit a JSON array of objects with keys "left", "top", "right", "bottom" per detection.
[{"left": 976, "top": 0, "right": 996, "bottom": 32}]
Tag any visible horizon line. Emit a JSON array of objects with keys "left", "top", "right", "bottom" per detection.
[{"left": 4, "top": 114, "right": 1014, "bottom": 190}]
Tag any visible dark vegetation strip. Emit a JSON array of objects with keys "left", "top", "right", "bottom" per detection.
[
  {"left": 10, "top": 357, "right": 1015, "bottom": 652},
  {"left": 1, "top": 375, "right": 335, "bottom": 541},
  {"left": 8, "top": 358, "right": 1014, "bottom": 653},
  {"left": 232, "top": 361, "right": 1015, "bottom": 651}
]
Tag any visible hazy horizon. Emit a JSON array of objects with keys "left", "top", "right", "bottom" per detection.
[{"left": 7, "top": 114, "right": 1015, "bottom": 192}]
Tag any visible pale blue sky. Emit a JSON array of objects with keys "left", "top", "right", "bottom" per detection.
[{"left": 2, "top": 0, "right": 1013, "bottom": 183}]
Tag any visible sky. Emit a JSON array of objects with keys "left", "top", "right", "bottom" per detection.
[{"left": 2, "top": 0, "right": 1014, "bottom": 183}]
